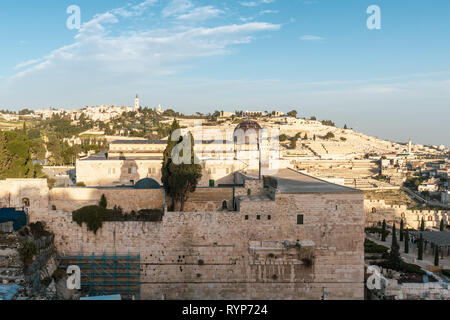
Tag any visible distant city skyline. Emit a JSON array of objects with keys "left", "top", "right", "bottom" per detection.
[{"left": 0, "top": 0, "right": 449, "bottom": 148}]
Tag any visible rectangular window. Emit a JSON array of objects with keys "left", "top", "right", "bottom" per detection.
[
  {"left": 257, "top": 215, "right": 261, "bottom": 220},
  {"left": 297, "top": 215, "right": 304, "bottom": 225},
  {"left": 128, "top": 168, "right": 132, "bottom": 174},
  {"left": 245, "top": 215, "right": 249, "bottom": 220},
  {"left": 268, "top": 215, "right": 271, "bottom": 220}
]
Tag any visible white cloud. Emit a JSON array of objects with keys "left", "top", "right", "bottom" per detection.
[
  {"left": 162, "top": 0, "right": 194, "bottom": 17},
  {"left": 240, "top": 0, "right": 275, "bottom": 7},
  {"left": 3, "top": 0, "right": 281, "bottom": 105},
  {"left": 177, "top": 6, "right": 223, "bottom": 21},
  {"left": 300, "top": 35, "right": 324, "bottom": 41}
]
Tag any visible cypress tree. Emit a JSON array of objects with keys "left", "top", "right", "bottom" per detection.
[
  {"left": 418, "top": 233, "right": 423, "bottom": 260},
  {"left": 434, "top": 246, "right": 440, "bottom": 266},
  {"left": 381, "top": 219, "right": 387, "bottom": 242},
  {"left": 420, "top": 217, "right": 425, "bottom": 231},
  {"left": 99, "top": 194, "right": 107, "bottom": 209},
  {"left": 440, "top": 218, "right": 445, "bottom": 232},
  {"left": 399, "top": 219, "right": 404, "bottom": 242},
  {"left": 161, "top": 119, "right": 202, "bottom": 211},
  {"left": 404, "top": 229, "right": 409, "bottom": 254},
  {"left": 389, "top": 224, "right": 401, "bottom": 265}
]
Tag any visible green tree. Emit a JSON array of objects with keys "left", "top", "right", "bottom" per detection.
[
  {"left": 161, "top": 120, "right": 202, "bottom": 211},
  {"left": 404, "top": 229, "right": 409, "bottom": 253},
  {"left": 399, "top": 219, "right": 404, "bottom": 242},
  {"left": 381, "top": 219, "right": 387, "bottom": 242},
  {"left": 389, "top": 224, "right": 401, "bottom": 265},
  {"left": 344, "top": 124, "right": 348, "bottom": 129},
  {"left": 324, "top": 132, "right": 335, "bottom": 140},
  {"left": 279, "top": 134, "right": 288, "bottom": 142},
  {"left": 99, "top": 194, "right": 107, "bottom": 209},
  {"left": 418, "top": 233, "right": 423, "bottom": 260},
  {"left": 0, "top": 130, "right": 43, "bottom": 179},
  {"left": 420, "top": 217, "right": 425, "bottom": 231},
  {"left": 289, "top": 137, "right": 297, "bottom": 150},
  {"left": 434, "top": 246, "right": 440, "bottom": 266},
  {"left": 287, "top": 110, "right": 297, "bottom": 118},
  {"left": 440, "top": 218, "right": 445, "bottom": 231}
]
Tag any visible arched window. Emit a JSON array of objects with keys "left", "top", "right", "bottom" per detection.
[
  {"left": 371, "top": 207, "right": 377, "bottom": 213},
  {"left": 222, "top": 201, "right": 227, "bottom": 210},
  {"left": 428, "top": 216, "right": 432, "bottom": 221},
  {"left": 22, "top": 198, "right": 30, "bottom": 207}
]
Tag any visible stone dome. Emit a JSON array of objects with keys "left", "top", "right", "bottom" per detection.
[
  {"left": 134, "top": 178, "right": 161, "bottom": 189},
  {"left": 234, "top": 120, "right": 261, "bottom": 134}
]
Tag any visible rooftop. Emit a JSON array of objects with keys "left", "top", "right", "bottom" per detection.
[
  {"left": 267, "top": 169, "right": 362, "bottom": 194},
  {"left": 78, "top": 152, "right": 162, "bottom": 161}
]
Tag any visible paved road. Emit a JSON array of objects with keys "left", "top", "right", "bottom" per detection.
[{"left": 366, "top": 233, "right": 450, "bottom": 270}]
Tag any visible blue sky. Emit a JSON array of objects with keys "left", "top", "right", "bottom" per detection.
[{"left": 0, "top": 0, "right": 449, "bottom": 147}]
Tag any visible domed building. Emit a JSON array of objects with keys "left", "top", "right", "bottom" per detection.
[
  {"left": 134, "top": 178, "right": 161, "bottom": 189},
  {"left": 233, "top": 120, "right": 264, "bottom": 174},
  {"left": 233, "top": 120, "right": 262, "bottom": 145}
]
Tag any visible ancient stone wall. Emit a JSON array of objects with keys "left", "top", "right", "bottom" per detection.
[
  {"left": 364, "top": 199, "right": 449, "bottom": 229},
  {"left": 33, "top": 190, "right": 365, "bottom": 300},
  {"left": 0, "top": 179, "right": 49, "bottom": 216}
]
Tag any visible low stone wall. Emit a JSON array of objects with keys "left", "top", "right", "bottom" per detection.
[
  {"left": 364, "top": 200, "right": 449, "bottom": 228},
  {"left": 385, "top": 281, "right": 449, "bottom": 300},
  {"left": 49, "top": 188, "right": 164, "bottom": 213}
]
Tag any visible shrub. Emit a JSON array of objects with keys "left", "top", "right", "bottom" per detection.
[
  {"left": 324, "top": 132, "right": 335, "bottom": 140},
  {"left": 73, "top": 205, "right": 164, "bottom": 233},
  {"left": 365, "top": 227, "right": 390, "bottom": 236},
  {"left": 18, "top": 241, "right": 38, "bottom": 264},
  {"left": 442, "top": 269, "right": 450, "bottom": 277},
  {"left": 28, "top": 222, "right": 52, "bottom": 238},
  {"left": 72, "top": 205, "right": 111, "bottom": 234},
  {"left": 364, "top": 239, "right": 389, "bottom": 254},
  {"left": 378, "top": 260, "right": 425, "bottom": 275},
  {"left": 75, "top": 182, "right": 86, "bottom": 187}
]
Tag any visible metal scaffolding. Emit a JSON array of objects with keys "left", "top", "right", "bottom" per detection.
[{"left": 57, "top": 252, "right": 141, "bottom": 300}]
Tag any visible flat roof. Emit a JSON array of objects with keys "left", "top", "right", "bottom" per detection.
[
  {"left": 79, "top": 152, "right": 162, "bottom": 161},
  {"left": 267, "top": 169, "right": 362, "bottom": 194}
]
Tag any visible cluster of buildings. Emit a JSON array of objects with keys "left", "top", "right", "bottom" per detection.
[{"left": 27, "top": 95, "right": 165, "bottom": 122}]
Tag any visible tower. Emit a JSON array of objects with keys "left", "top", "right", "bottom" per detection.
[
  {"left": 135, "top": 94, "right": 140, "bottom": 109},
  {"left": 408, "top": 140, "right": 412, "bottom": 154}
]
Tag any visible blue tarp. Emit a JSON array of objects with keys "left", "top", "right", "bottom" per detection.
[
  {"left": 0, "top": 208, "right": 27, "bottom": 231},
  {"left": 0, "top": 284, "right": 20, "bottom": 300}
]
